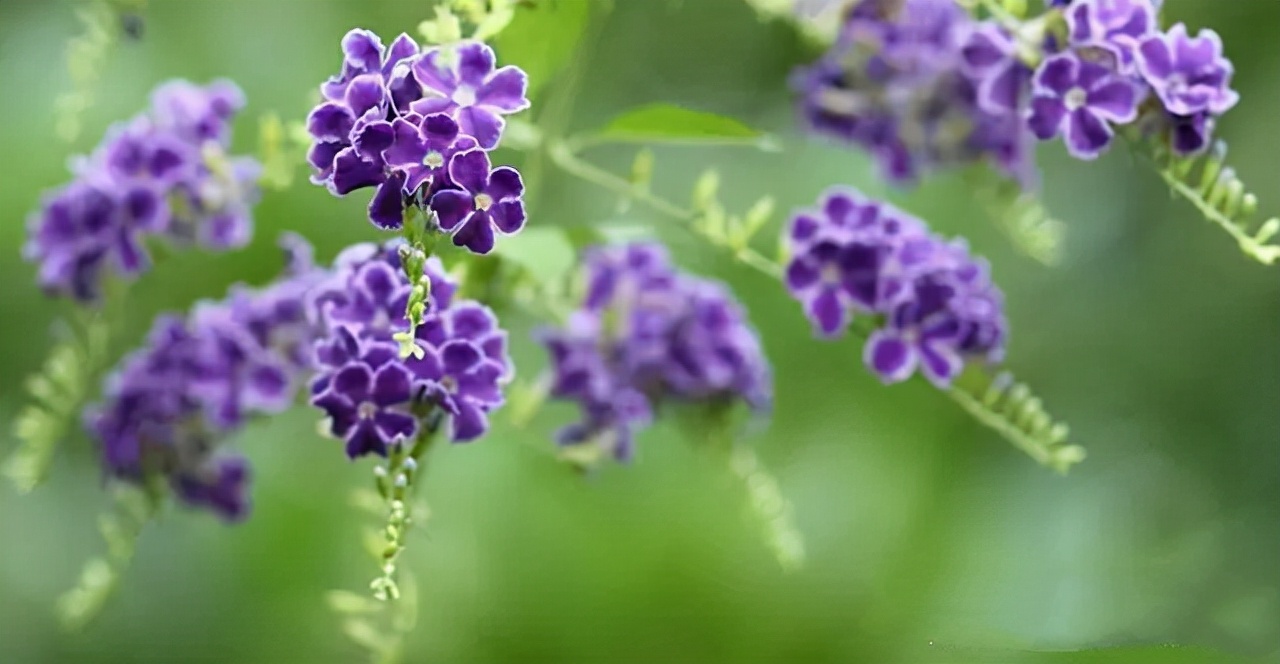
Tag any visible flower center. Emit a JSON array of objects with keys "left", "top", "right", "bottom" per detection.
[
  {"left": 423, "top": 150, "right": 444, "bottom": 168},
  {"left": 1064, "top": 87, "right": 1088, "bottom": 111},
  {"left": 440, "top": 375, "right": 458, "bottom": 393},
  {"left": 452, "top": 86, "right": 477, "bottom": 107},
  {"left": 357, "top": 401, "right": 378, "bottom": 419},
  {"left": 475, "top": 193, "right": 494, "bottom": 211},
  {"left": 821, "top": 263, "right": 842, "bottom": 284}
]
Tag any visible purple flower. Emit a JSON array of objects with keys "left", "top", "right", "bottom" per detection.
[
  {"left": 428, "top": 149, "right": 526, "bottom": 254},
  {"left": 174, "top": 457, "right": 252, "bottom": 522},
  {"left": 793, "top": 0, "right": 1035, "bottom": 184},
  {"left": 312, "top": 338, "right": 418, "bottom": 458},
  {"left": 307, "top": 241, "right": 513, "bottom": 454},
  {"left": 1065, "top": 0, "right": 1159, "bottom": 70},
  {"left": 960, "top": 23, "right": 1031, "bottom": 115},
  {"left": 1167, "top": 111, "right": 1214, "bottom": 156},
  {"left": 24, "top": 80, "right": 260, "bottom": 302},
  {"left": 536, "top": 243, "right": 772, "bottom": 463},
  {"left": 1135, "top": 23, "right": 1239, "bottom": 117},
  {"left": 382, "top": 112, "right": 478, "bottom": 198},
  {"left": 1027, "top": 52, "right": 1143, "bottom": 159},
  {"left": 783, "top": 188, "right": 1007, "bottom": 388},
  {"left": 409, "top": 340, "right": 505, "bottom": 442},
  {"left": 86, "top": 236, "right": 324, "bottom": 520},
  {"left": 411, "top": 41, "right": 531, "bottom": 150}
]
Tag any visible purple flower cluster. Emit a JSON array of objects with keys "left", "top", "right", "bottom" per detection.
[
  {"left": 536, "top": 244, "right": 772, "bottom": 462},
  {"left": 25, "top": 80, "right": 261, "bottom": 302},
  {"left": 306, "top": 30, "right": 530, "bottom": 254},
  {"left": 964, "top": 0, "right": 1237, "bottom": 159},
  {"left": 86, "top": 236, "right": 323, "bottom": 520},
  {"left": 784, "top": 188, "right": 1006, "bottom": 388},
  {"left": 308, "top": 242, "right": 512, "bottom": 458},
  {"left": 792, "top": 0, "right": 1034, "bottom": 184}
]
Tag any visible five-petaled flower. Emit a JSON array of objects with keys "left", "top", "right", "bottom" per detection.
[
  {"left": 411, "top": 41, "right": 531, "bottom": 150},
  {"left": 429, "top": 149, "right": 526, "bottom": 254},
  {"left": 1027, "top": 52, "right": 1143, "bottom": 159}
]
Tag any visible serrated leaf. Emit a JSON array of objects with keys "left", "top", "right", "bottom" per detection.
[
  {"left": 492, "top": 226, "right": 577, "bottom": 287},
  {"left": 594, "top": 104, "right": 772, "bottom": 148},
  {"left": 495, "top": 0, "right": 591, "bottom": 101}
]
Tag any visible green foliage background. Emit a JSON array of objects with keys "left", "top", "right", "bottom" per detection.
[{"left": 1, "top": 0, "right": 1277, "bottom": 662}]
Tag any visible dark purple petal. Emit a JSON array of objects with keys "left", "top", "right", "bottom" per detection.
[
  {"left": 457, "top": 106, "right": 504, "bottom": 150},
  {"left": 1086, "top": 80, "right": 1140, "bottom": 122},
  {"left": 455, "top": 42, "right": 497, "bottom": 86},
  {"left": 1063, "top": 108, "right": 1113, "bottom": 159},
  {"left": 490, "top": 200, "right": 525, "bottom": 235},
  {"left": 450, "top": 400, "right": 489, "bottom": 442},
  {"left": 1026, "top": 96, "right": 1067, "bottom": 140},
  {"left": 329, "top": 148, "right": 385, "bottom": 195},
  {"left": 383, "top": 118, "right": 428, "bottom": 167},
  {"left": 446, "top": 148, "right": 491, "bottom": 194},
  {"left": 353, "top": 120, "right": 395, "bottom": 160},
  {"left": 477, "top": 66, "right": 530, "bottom": 112},
  {"left": 918, "top": 341, "right": 963, "bottom": 388},
  {"left": 374, "top": 410, "right": 417, "bottom": 443},
  {"left": 486, "top": 166, "right": 523, "bottom": 201},
  {"left": 342, "top": 29, "right": 385, "bottom": 72},
  {"left": 786, "top": 259, "right": 820, "bottom": 293},
  {"left": 1033, "top": 54, "right": 1078, "bottom": 95},
  {"left": 441, "top": 340, "right": 483, "bottom": 375},
  {"left": 383, "top": 33, "right": 419, "bottom": 74},
  {"left": 412, "top": 49, "right": 457, "bottom": 95},
  {"left": 807, "top": 287, "right": 846, "bottom": 337},
  {"left": 429, "top": 189, "right": 475, "bottom": 231},
  {"left": 332, "top": 364, "right": 373, "bottom": 403},
  {"left": 452, "top": 210, "right": 496, "bottom": 253},
  {"left": 864, "top": 331, "right": 916, "bottom": 384},
  {"left": 307, "top": 102, "right": 355, "bottom": 142},
  {"left": 345, "top": 419, "right": 388, "bottom": 458},
  {"left": 371, "top": 363, "right": 413, "bottom": 406},
  {"left": 368, "top": 173, "right": 407, "bottom": 230},
  {"left": 345, "top": 74, "right": 387, "bottom": 117}
]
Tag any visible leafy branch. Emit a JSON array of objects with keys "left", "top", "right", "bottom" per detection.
[
  {"left": 5, "top": 314, "right": 113, "bottom": 493},
  {"left": 1138, "top": 139, "right": 1280, "bottom": 265},
  {"left": 57, "top": 484, "right": 162, "bottom": 630}
]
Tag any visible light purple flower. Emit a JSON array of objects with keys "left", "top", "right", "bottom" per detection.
[
  {"left": 960, "top": 23, "right": 1031, "bottom": 115},
  {"left": 410, "top": 41, "right": 531, "bottom": 150},
  {"left": 1026, "top": 52, "right": 1143, "bottom": 160},
  {"left": 428, "top": 149, "right": 526, "bottom": 254},
  {"left": 1135, "top": 23, "right": 1239, "bottom": 117},
  {"left": 382, "top": 112, "right": 478, "bottom": 198},
  {"left": 1065, "top": 0, "right": 1159, "bottom": 70}
]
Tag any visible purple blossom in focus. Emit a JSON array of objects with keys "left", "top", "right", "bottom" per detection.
[
  {"left": 784, "top": 188, "right": 1006, "bottom": 388},
  {"left": 24, "top": 80, "right": 260, "bottom": 302},
  {"left": 410, "top": 41, "right": 531, "bottom": 150},
  {"left": 1027, "top": 52, "right": 1142, "bottom": 159},
  {"left": 429, "top": 149, "right": 526, "bottom": 254},
  {"left": 537, "top": 244, "right": 772, "bottom": 462},
  {"left": 306, "top": 31, "right": 531, "bottom": 249},
  {"left": 308, "top": 241, "right": 512, "bottom": 455},
  {"left": 86, "top": 236, "right": 324, "bottom": 521}
]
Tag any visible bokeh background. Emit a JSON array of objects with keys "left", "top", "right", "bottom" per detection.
[{"left": 1, "top": 1, "right": 1277, "bottom": 662}]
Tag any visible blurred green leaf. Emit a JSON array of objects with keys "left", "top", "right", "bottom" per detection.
[
  {"left": 495, "top": 0, "right": 592, "bottom": 101},
  {"left": 591, "top": 103, "right": 773, "bottom": 148},
  {"left": 492, "top": 226, "right": 577, "bottom": 286}
]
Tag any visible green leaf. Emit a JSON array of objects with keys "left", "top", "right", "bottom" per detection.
[
  {"left": 947, "top": 367, "right": 1084, "bottom": 474},
  {"left": 593, "top": 104, "right": 773, "bottom": 149},
  {"left": 491, "top": 226, "right": 577, "bottom": 287},
  {"left": 495, "top": 0, "right": 592, "bottom": 101}
]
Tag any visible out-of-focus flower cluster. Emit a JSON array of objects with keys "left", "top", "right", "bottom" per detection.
[
  {"left": 536, "top": 244, "right": 772, "bottom": 462},
  {"left": 85, "top": 236, "right": 322, "bottom": 521},
  {"left": 792, "top": 0, "right": 1034, "bottom": 184},
  {"left": 308, "top": 242, "right": 512, "bottom": 458},
  {"left": 25, "top": 80, "right": 261, "bottom": 302},
  {"left": 793, "top": 0, "right": 1237, "bottom": 177},
  {"left": 306, "top": 31, "right": 530, "bottom": 254},
  {"left": 784, "top": 188, "right": 1006, "bottom": 388}
]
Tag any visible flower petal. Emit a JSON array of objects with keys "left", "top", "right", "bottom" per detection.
[
  {"left": 452, "top": 209, "right": 496, "bottom": 253},
  {"left": 456, "top": 42, "right": 497, "bottom": 87},
  {"left": 458, "top": 106, "right": 504, "bottom": 150},
  {"left": 449, "top": 400, "right": 489, "bottom": 442},
  {"left": 863, "top": 330, "right": 916, "bottom": 384},
  {"left": 1063, "top": 108, "right": 1113, "bottom": 160},
  {"left": 477, "top": 66, "right": 530, "bottom": 112},
  {"left": 371, "top": 363, "right": 413, "bottom": 406},
  {"left": 447, "top": 148, "right": 491, "bottom": 194},
  {"left": 486, "top": 166, "right": 524, "bottom": 201},
  {"left": 429, "top": 189, "right": 474, "bottom": 231},
  {"left": 368, "top": 173, "right": 407, "bottom": 230},
  {"left": 806, "top": 286, "right": 847, "bottom": 338}
]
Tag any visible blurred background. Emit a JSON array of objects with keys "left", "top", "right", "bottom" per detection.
[{"left": 1, "top": 1, "right": 1277, "bottom": 662}]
